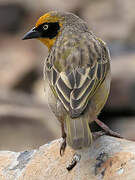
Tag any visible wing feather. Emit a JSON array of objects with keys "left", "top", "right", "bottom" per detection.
[{"left": 45, "top": 37, "right": 110, "bottom": 118}]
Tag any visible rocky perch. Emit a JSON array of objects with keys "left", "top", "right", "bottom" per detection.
[{"left": 0, "top": 136, "right": 135, "bottom": 180}]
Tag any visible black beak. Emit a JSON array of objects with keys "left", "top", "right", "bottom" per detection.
[{"left": 22, "top": 28, "right": 41, "bottom": 40}]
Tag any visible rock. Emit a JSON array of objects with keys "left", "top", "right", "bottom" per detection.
[
  {"left": 25, "top": 0, "right": 84, "bottom": 12},
  {"left": 0, "top": 90, "right": 59, "bottom": 151},
  {"left": 125, "top": 24, "right": 135, "bottom": 46},
  {"left": 82, "top": 0, "right": 135, "bottom": 43},
  {"left": 106, "top": 53, "right": 135, "bottom": 111},
  {"left": 0, "top": 136, "right": 135, "bottom": 179},
  {"left": 0, "top": 3, "right": 27, "bottom": 33},
  {"left": 0, "top": 36, "right": 47, "bottom": 90},
  {"left": 109, "top": 117, "right": 135, "bottom": 141}
]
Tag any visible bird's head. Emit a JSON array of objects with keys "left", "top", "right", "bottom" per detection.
[
  {"left": 22, "top": 11, "right": 66, "bottom": 49},
  {"left": 22, "top": 11, "right": 88, "bottom": 50}
]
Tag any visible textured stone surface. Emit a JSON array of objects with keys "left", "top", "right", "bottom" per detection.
[
  {"left": 82, "top": 0, "right": 135, "bottom": 42},
  {"left": 0, "top": 136, "right": 135, "bottom": 179},
  {"left": 0, "top": 90, "right": 59, "bottom": 151},
  {"left": 0, "top": 3, "right": 27, "bottom": 33},
  {"left": 107, "top": 53, "right": 135, "bottom": 110},
  {"left": 25, "top": 0, "right": 84, "bottom": 12},
  {"left": 110, "top": 117, "right": 135, "bottom": 141},
  {"left": 0, "top": 37, "right": 37, "bottom": 89}
]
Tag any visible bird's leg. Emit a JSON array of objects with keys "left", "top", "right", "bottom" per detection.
[
  {"left": 94, "top": 118, "right": 123, "bottom": 138},
  {"left": 60, "top": 121, "right": 67, "bottom": 156}
]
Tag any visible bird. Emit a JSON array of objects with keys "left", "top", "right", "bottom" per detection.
[{"left": 23, "top": 11, "right": 121, "bottom": 156}]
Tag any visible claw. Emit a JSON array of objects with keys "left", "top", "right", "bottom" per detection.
[
  {"left": 92, "top": 131, "right": 106, "bottom": 139},
  {"left": 60, "top": 121, "right": 67, "bottom": 156},
  {"left": 60, "top": 138, "right": 67, "bottom": 156}
]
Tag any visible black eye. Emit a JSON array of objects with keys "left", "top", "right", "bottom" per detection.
[{"left": 43, "top": 24, "right": 49, "bottom": 30}]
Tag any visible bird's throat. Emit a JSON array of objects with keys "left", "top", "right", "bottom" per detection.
[{"left": 38, "top": 38, "right": 56, "bottom": 49}]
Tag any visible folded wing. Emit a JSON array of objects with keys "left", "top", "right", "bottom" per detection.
[{"left": 46, "top": 38, "right": 110, "bottom": 118}]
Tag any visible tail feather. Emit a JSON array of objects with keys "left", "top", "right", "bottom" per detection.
[{"left": 65, "top": 116, "right": 92, "bottom": 149}]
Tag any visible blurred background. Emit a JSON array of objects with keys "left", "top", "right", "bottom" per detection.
[{"left": 0, "top": 0, "right": 135, "bottom": 151}]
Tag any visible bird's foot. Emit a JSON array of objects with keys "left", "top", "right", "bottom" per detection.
[
  {"left": 94, "top": 118, "right": 123, "bottom": 138},
  {"left": 92, "top": 131, "right": 106, "bottom": 139},
  {"left": 66, "top": 153, "right": 81, "bottom": 171},
  {"left": 60, "top": 121, "right": 67, "bottom": 156},
  {"left": 60, "top": 137, "right": 67, "bottom": 156}
]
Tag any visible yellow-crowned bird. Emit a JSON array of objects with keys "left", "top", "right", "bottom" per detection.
[{"left": 23, "top": 11, "right": 121, "bottom": 156}]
